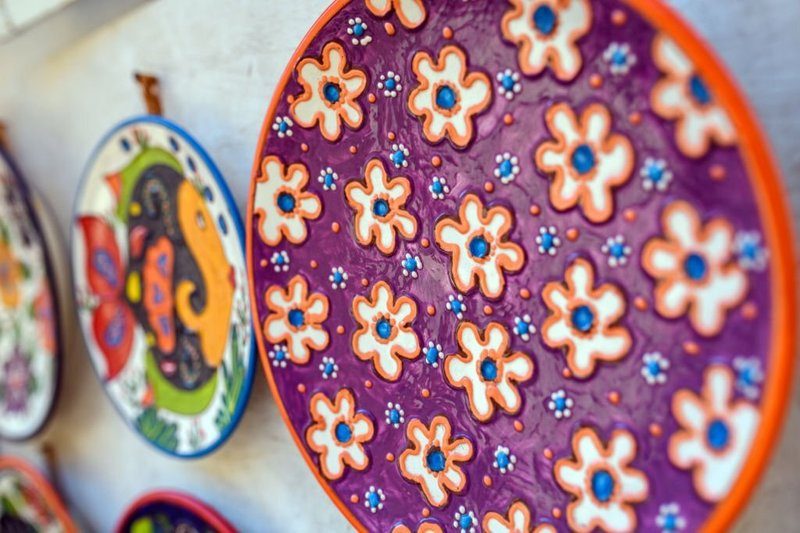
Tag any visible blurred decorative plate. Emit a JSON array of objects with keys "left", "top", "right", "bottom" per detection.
[
  {"left": 115, "top": 491, "right": 234, "bottom": 533},
  {"left": 0, "top": 149, "right": 61, "bottom": 441},
  {"left": 247, "top": 1, "right": 795, "bottom": 531},
  {"left": 72, "top": 116, "right": 255, "bottom": 458},
  {"left": 0, "top": 455, "right": 76, "bottom": 531}
]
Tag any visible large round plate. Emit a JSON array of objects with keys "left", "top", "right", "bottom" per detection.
[
  {"left": 115, "top": 490, "right": 235, "bottom": 533},
  {"left": 72, "top": 115, "right": 256, "bottom": 458},
  {"left": 0, "top": 149, "right": 61, "bottom": 441},
  {"left": 0, "top": 455, "right": 76, "bottom": 531},
  {"left": 246, "top": 1, "right": 795, "bottom": 531}
]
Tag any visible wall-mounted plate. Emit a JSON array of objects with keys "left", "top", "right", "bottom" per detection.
[
  {"left": 115, "top": 490, "right": 235, "bottom": 533},
  {"left": 0, "top": 455, "right": 76, "bottom": 530}
]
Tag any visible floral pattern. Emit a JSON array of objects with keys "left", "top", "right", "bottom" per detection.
[
  {"left": 398, "top": 415, "right": 473, "bottom": 507},
  {"left": 444, "top": 321, "right": 534, "bottom": 422},
  {"left": 254, "top": 155, "right": 322, "bottom": 246},
  {"left": 345, "top": 158, "right": 417, "bottom": 255},
  {"left": 408, "top": 45, "right": 492, "bottom": 148},
  {"left": 351, "top": 281, "right": 420, "bottom": 381},
  {"left": 651, "top": 34, "right": 736, "bottom": 158},
  {"left": 541, "top": 258, "right": 631, "bottom": 378},
  {"left": 435, "top": 194, "right": 524, "bottom": 299},
  {"left": 365, "top": 0, "right": 426, "bottom": 29},
  {"left": 482, "top": 501, "right": 556, "bottom": 533},
  {"left": 554, "top": 428, "right": 649, "bottom": 532},
  {"left": 669, "top": 364, "right": 759, "bottom": 502},
  {"left": 291, "top": 42, "right": 367, "bottom": 141},
  {"left": 306, "top": 388, "right": 375, "bottom": 480},
  {"left": 535, "top": 102, "right": 634, "bottom": 223},
  {"left": 642, "top": 200, "right": 748, "bottom": 337}
]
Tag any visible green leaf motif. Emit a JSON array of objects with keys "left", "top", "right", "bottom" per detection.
[
  {"left": 135, "top": 407, "right": 179, "bottom": 452},
  {"left": 214, "top": 326, "right": 245, "bottom": 433}
]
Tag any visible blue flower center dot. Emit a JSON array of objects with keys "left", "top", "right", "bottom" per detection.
[
  {"left": 647, "top": 361, "right": 661, "bottom": 376},
  {"left": 480, "top": 358, "right": 498, "bottom": 381},
  {"left": 707, "top": 418, "right": 730, "bottom": 450},
  {"left": 571, "top": 144, "right": 595, "bottom": 175},
  {"left": 459, "top": 514, "right": 474, "bottom": 530},
  {"left": 689, "top": 74, "right": 711, "bottom": 105},
  {"left": 684, "top": 253, "right": 707, "bottom": 281},
  {"left": 431, "top": 181, "right": 443, "bottom": 194},
  {"left": 323, "top": 82, "right": 341, "bottom": 104},
  {"left": 278, "top": 121, "right": 289, "bottom": 133},
  {"left": 610, "top": 242, "right": 625, "bottom": 258},
  {"left": 288, "top": 309, "right": 305, "bottom": 328},
  {"left": 496, "top": 452, "right": 510, "bottom": 469},
  {"left": 517, "top": 321, "right": 530, "bottom": 335},
  {"left": 648, "top": 165, "right": 664, "bottom": 182},
  {"left": 324, "top": 362, "right": 334, "bottom": 374},
  {"left": 664, "top": 514, "right": 677, "bottom": 531},
  {"left": 591, "top": 470, "right": 615, "bottom": 503},
  {"left": 426, "top": 347, "right": 439, "bottom": 364},
  {"left": 334, "top": 421, "right": 352, "bottom": 443},
  {"left": 451, "top": 300, "right": 463, "bottom": 314},
  {"left": 499, "top": 159, "right": 513, "bottom": 177},
  {"left": 612, "top": 49, "right": 627, "bottom": 65},
  {"left": 376, "top": 318, "right": 393, "bottom": 339},
  {"left": 469, "top": 235, "right": 490, "bottom": 259},
  {"left": 571, "top": 305, "right": 594, "bottom": 333},
  {"left": 435, "top": 85, "right": 457, "bottom": 110},
  {"left": 353, "top": 23, "right": 365, "bottom": 37},
  {"left": 426, "top": 447, "right": 446, "bottom": 472},
  {"left": 533, "top": 4, "right": 557, "bottom": 35},
  {"left": 367, "top": 491, "right": 380, "bottom": 507},
  {"left": 385, "top": 78, "right": 397, "bottom": 90},
  {"left": 554, "top": 396, "right": 567, "bottom": 410},
  {"left": 277, "top": 192, "right": 296, "bottom": 213},
  {"left": 275, "top": 350, "right": 286, "bottom": 361},
  {"left": 541, "top": 232, "right": 554, "bottom": 250},
  {"left": 389, "top": 409, "right": 401, "bottom": 424},
  {"left": 373, "top": 198, "right": 390, "bottom": 217},
  {"left": 501, "top": 74, "right": 515, "bottom": 91},
  {"left": 391, "top": 150, "right": 406, "bottom": 166}
]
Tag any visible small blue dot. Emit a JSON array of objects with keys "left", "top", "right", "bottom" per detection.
[
  {"left": 324, "top": 173, "right": 335, "bottom": 187},
  {"left": 389, "top": 409, "right": 401, "bottom": 424},
  {"left": 469, "top": 236, "right": 490, "bottom": 259},
  {"left": 501, "top": 74, "right": 515, "bottom": 91},
  {"left": 541, "top": 232, "right": 554, "bottom": 250},
  {"left": 204, "top": 187, "right": 214, "bottom": 201},
  {"left": 533, "top": 4, "right": 557, "bottom": 35},
  {"left": 431, "top": 180, "right": 443, "bottom": 194},
  {"left": 684, "top": 253, "right": 707, "bottom": 281},
  {"left": 277, "top": 192, "right": 296, "bottom": 213},
  {"left": 516, "top": 321, "right": 530, "bottom": 335},
  {"left": 480, "top": 359, "right": 498, "bottom": 381},
  {"left": 591, "top": 470, "right": 615, "bottom": 503},
  {"left": 435, "top": 85, "right": 457, "bottom": 110},
  {"left": 609, "top": 242, "right": 626, "bottom": 258},
  {"left": 278, "top": 120, "right": 289, "bottom": 133},
  {"left": 332, "top": 271, "right": 343, "bottom": 284},
  {"left": 335, "top": 421, "right": 352, "bottom": 443},
  {"left": 324, "top": 362, "right": 334, "bottom": 374},
  {"left": 288, "top": 309, "right": 305, "bottom": 328},
  {"left": 376, "top": 318, "right": 393, "bottom": 339},
  {"left": 373, "top": 198, "right": 390, "bottom": 217},
  {"left": 664, "top": 514, "right": 677, "bottom": 531},
  {"left": 571, "top": 305, "right": 594, "bottom": 333},
  {"left": 391, "top": 150, "right": 406, "bottom": 167},
  {"left": 690, "top": 74, "right": 711, "bottom": 105},
  {"left": 404, "top": 257, "right": 418, "bottom": 271},
  {"left": 275, "top": 350, "right": 286, "bottom": 361},
  {"left": 323, "top": 82, "right": 341, "bottom": 103},
  {"left": 187, "top": 157, "right": 196, "bottom": 172},
  {"left": 353, "top": 23, "right": 365, "bottom": 37},
  {"left": 496, "top": 451, "right": 510, "bottom": 469},
  {"left": 426, "top": 347, "right": 439, "bottom": 364},
  {"left": 385, "top": 78, "right": 397, "bottom": 91},
  {"left": 459, "top": 514, "right": 474, "bottom": 530},
  {"left": 498, "top": 158, "right": 513, "bottom": 177},
  {"left": 169, "top": 136, "right": 179, "bottom": 151},
  {"left": 647, "top": 361, "right": 661, "bottom": 377},
  {"left": 554, "top": 396, "right": 566, "bottom": 411},
  {"left": 218, "top": 215, "right": 228, "bottom": 235},
  {"left": 571, "top": 144, "right": 595, "bottom": 174},
  {"left": 120, "top": 138, "right": 131, "bottom": 152},
  {"left": 426, "top": 448, "right": 446, "bottom": 472},
  {"left": 451, "top": 300, "right": 463, "bottom": 314},
  {"left": 707, "top": 419, "right": 730, "bottom": 450},
  {"left": 367, "top": 491, "right": 380, "bottom": 507},
  {"left": 612, "top": 50, "right": 627, "bottom": 66}
]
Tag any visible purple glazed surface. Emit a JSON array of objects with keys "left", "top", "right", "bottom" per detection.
[{"left": 249, "top": 1, "right": 777, "bottom": 531}]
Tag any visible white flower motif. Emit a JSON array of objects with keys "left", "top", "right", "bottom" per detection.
[
  {"left": 364, "top": 486, "right": 385, "bottom": 513},
  {"left": 446, "top": 294, "right": 466, "bottom": 320},
  {"left": 319, "top": 356, "right": 338, "bottom": 379},
  {"left": 547, "top": 389, "right": 573, "bottom": 419},
  {"left": 429, "top": 176, "right": 450, "bottom": 200},
  {"left": 424, "top": 341, "right": 444, "bottom": 368},
  {"left": 270, "top": 250, "right": 290, "bottom": 272},
  {"left": 640, "top": 157, "right": 673, "bottom": 192},
  {"left": 603, "top": 42, "right": 636, "bottom": 76},
  {"left": 501, "top": 0, "right": 593, "bottom": 81},
  {"left": 494, "top": 152, "right": 520, "bottom": 184},
  {"left": 318, "top": 167, "right": 339, "bottom": 191},
  {"left": 496, "top": 69, "right": 522, "bottom": 100},
  {"left": 482, "top": 501, "right": 557, "bottom": 533},
  {"left": 656, "top": 502, "right": 686, "bottom": 532},
  {"left": 268, "top": 344, "right": 289, "bottom": 368},
  {"left": 378, "top": 71, "right": 403, "bottom": 98},
  {"left": 272, "top": 115, "right": 294, "bottom": 138},
  {"left": 641, "top": 352, "right": 669, "bottom": 385},
  {"left": 535, "top": 226, "right": 561, "bottom": 256},
  {"left": 732, "top": 356, "right": 763, "bottom": 400},
  {"left": 601, "top": 235, "right": 631, "bottom": 267},
  {"left": 555, "top": 428, "right": 649, "bottom": 532},
  {"left": 263, "top": 275, "right": 329, "bottom": 364},
  {"left": 385, "top": 402, "right": 405, "bottom": 428},
  {"left": 402, "top": 253, "right": 423, "bottom": 278},
  {"left": 347, "top": 17, "right": 372, "bottom": 46},
  {"left": 733, "top": 231, "right": 769, "bottom": 272},
  {"left": 669, "top": 364, "right": 759, "bottom": 502},
  {"left": 365, "top": 0, "right": 426, "bottom": 30},
  {"left": 512, "top": 314, "right": 535, "bottom": 341},
  {"left": 408, "top": 44, "right": 492, "bottom": 148},
  {"left": 493, "top": 445, "right": 517, "bottom": 474},
  {"left": 390, "top": 143, "right": 410, "bottom": 168},
  {"left": 454, "top": 506, "right": 478, "bottom": 533},
  {"left": 329, "top": 266, "right": 348, "bottom": 290}
]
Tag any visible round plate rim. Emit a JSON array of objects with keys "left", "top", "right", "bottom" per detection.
[
  {"left": 0, "top": 455, "right": 77, "bottom": 530},
  {"left": 113, "top": 489, "right": 236, "bottom": 533}
]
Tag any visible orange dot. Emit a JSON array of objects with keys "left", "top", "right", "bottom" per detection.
[
  {"left": 633, "top": 296, "right": 648, "bottom": 311},
  {"left": 589, "top": 73, "right": 603, "bottom": 89},
  {"left": 565, "top": 228, "right": 579, "bottom": 241},
  {"left": 683, "top": 341, "right": 700, "bottom": 356},
  {"left": 259, "top": 259, "right": 268, "bottom": 268},
  {"left": 519, "top": 288, "right": 531, "bottom": 300},
  {"left": 431, "top": 155, "right": 442, "bottom": 167},
  {"left": 301, "top": 143, "right": 309, "bottom": 152},
  {"left": 623, "top": 208, "right": 637, "bottom": 222},
  {"left": 483, "top": 305, "right": 493, "bottom": 316},
  {"left": 529, "top": 204, "right": 541, "bottom": 216},
  {"left": 426, "top": 305, "right": 436, "bottom": 316},
  {"left": 421, "top": 388, "right": 431, "bottom": 398},
  {"left": 421, "top": 238, "right": 430, "bottom": 248},
  {"left": 513, "top": 420, "right": 524, "bottom": 432},
  {"left": 543, "top": 448, "right": 553, "bottom": 460},
  {"left": 350, "top": 494, "right": 359, "bottom": 504},
  {"left": 310, "top": 260, "right": 318, "bottom": 269},
  {"left": 336, "top": 325, "right": 345, "bottom": 335},
  {"left": 384, "top": 22, "right": 396, "bottom": 35},
  {"left": 387, "top": 131, "right": 396, "bottom": 141},
  {"left": 331, "top": 222, "right": 340, "bottom": 233},
  {"left": 503, "top": 113, "right": 514, "bottom": 126},
  {"left": 552, "top": 507, "right": 562, "bottom": 519},
  {"left": 562, "top": 368, "right": 572, "bottom": 379},
  {"left": 349, "top": 145, "right": 358, "bottom": 154},
  {"left": 629, "top": 111, "right": 642, "bottom": 125},
  {"left": 286, "top": 94, "right": 295, "bottom": 104},
  {"left": 297, "top": 383, "right": 306, "bottom": 393},
  {"left": 367, "top": 93, "right": 376, "bottom": 103},
  {"left": 709, "top": 164, "right": 726, "bottom": 181},
  {"left": 742, "top": 301, "right": 758, "bottom": 320},
  {"left": 386, "top": 452, "right": 395, "bottom": 462},
  {"left": 484, "top": 181, "right": 495, "bottom": 193},
  {"left": 608, "top": 391, "right": 620, "bottom": 405},
  {"left": 361, "top": 278, "right": 369, "bottom": 287},
  {"left": 483, "top": 475, "right": 492, "bottom": 487},
  {"left": 421, "top": 508, "right": 431, "bottom": 518},
  {"left": 649, "top": 423, "right": 663, "bottom": 437},
  {"left": 611, "top": 8, "right": 627, "bottom": 25},
  {"left": 365, "top": 380, "right": 373, "bottom": 389},
  {"left": 442, "top": 26, "right": 454, "bottom": 39}
]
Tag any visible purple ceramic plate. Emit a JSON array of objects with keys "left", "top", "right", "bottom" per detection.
[{"left": 246, "top": 1, "right": 795, "bottom": 531}]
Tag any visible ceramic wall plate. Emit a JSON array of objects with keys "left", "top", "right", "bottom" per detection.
[
  {"left": 0, "top": 149, "right": 61, "bottom": 441},
  {"left": 115, "top": 491, "right": 235, "bottom": 533},
  {"left": 247, "top": 1, "right": 796, "bottom": 532},
  {"left": 0, "top": 455, "right": 76, "bottom": 531},
  {"left": 72, "top": 115, "right": 256, "bottom": 458}
]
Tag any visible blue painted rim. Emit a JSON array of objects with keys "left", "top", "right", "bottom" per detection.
[{"left": 70, "top": 114, "right": 257, "bottom": 459}]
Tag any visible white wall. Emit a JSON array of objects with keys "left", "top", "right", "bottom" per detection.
[{"left": 0, "top": 0, "right": 798, "bottom": 531}]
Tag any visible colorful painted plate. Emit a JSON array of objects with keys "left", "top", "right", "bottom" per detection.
[
  {"left": 115, "top": 490, "right": 235, "bottom": 533},
  {"left": 72, "top": 115, "right": 256, "bottom": 458},
  {"left": 0, "top": 455, "right": 76, "bottom": 531},
  {"left": 247, "top": 1, "right": 796, "bottom": 531},
  {"left": 0, "top": 149, "right": 61, "bottom": 441}
]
